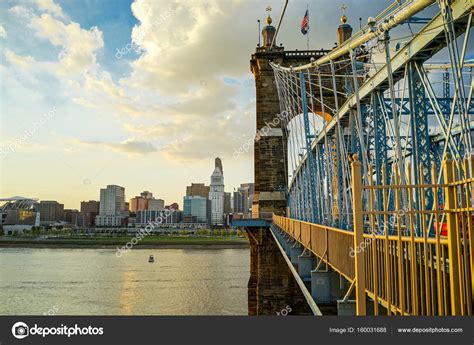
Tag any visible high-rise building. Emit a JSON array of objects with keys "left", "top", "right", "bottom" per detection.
[
  {"left": 183, "top": 196, "right": 210, "bottom": 224},
  {"left": 129, "top": 196, "right": 148, "bottom": 212},
  {"left": 209, "top": 157, "right": 225, "bottom": 225},
  {"left": 147, "top": 198, "right": 165, "bottom": 211},
  {"left": 233, "top": 183, "right": 255, "bottom": 218},
  {"left": 224, "top": 192, "right": 232, "bottom": 214},
  {"left": 129, "top": 191, "right": 164, "bottom": 212},
  {"left": 186, "top": 183, "right": 210, "bottom": 198},
  {"left": 79, "top": 200, "right": 100, "bottom": 227},
  {"left": 81, "top": 200, "right": 100, "bottom": 213},
  {"left": 99, "top": 185, "right": 126, "bottom": 215},
  {"left": 215, "top": 157, "right": 223, "bottom": 176},
  {"left": 36, "top": 201, "right": 64, "bottom": 224},
  {"left": 96, "top": 185, "right": 127, "bottom": 227}
]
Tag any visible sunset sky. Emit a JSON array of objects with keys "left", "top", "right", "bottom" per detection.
[{"left": 0, "top": 0, "right": 435, "bottom": 208}]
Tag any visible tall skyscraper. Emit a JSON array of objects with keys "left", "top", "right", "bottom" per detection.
[
  {"left": 224, "top": 192, "right": 232, "bottom": 214},
  {"left": 215, "top": 157, "right": 223, "bottom": 176},
  {"left": 186, "top": 183, "right": 210, "bottom": 198},
  {"left": 233, "top": 183, "right": 254, "bottom": 218},
  {"left": 96, "top": 185, "right": 126, "bottom": 227},
  {"left": 99, "top": 185, "right": 126, "bottom": 215},
  {"left": 209, "top": 158, "right": 224, "bottom": 225}
]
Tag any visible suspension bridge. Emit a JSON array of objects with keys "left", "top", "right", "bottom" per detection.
[{"left": 233, "top": 0, "right": 474, "bottom": 316}]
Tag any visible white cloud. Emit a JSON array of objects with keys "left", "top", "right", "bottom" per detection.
[
  {"left": 7, "top": 5, "right": 32, "bottom": 18},
  {"left": 35, "top": 0, "right": 65, "bottom": 19},
  {"left": 3, "top": 0, "right": 258, "bottom": 164},
  {"left": 0, "top": 25, "right": 6, "bottom": 38},
  {"left": 4, "top": 50, "right": 36, "bottom": 69},
  {"left": 72, "top": 138, "right": 157, "bottom": 155},
  {"left": 30, "top": 14, "right": 104, "bottom": 74}
]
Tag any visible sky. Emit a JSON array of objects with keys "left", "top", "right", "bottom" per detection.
[{"left": 0, "top": 0, "right": 453, "bottom": 209}]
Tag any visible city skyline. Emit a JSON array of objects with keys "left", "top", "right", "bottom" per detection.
[
  {"left": 4, "top": 157, "right": 252, "bottom": 213},
  {"left": 0, "top": 0, "right": 400, "bottom": 209}
]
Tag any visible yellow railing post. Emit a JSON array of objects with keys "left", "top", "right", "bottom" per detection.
[
  {"left": 443, "top": 158, "right": 461, "bottom": 315},
  {"left": 351, "top": 154, "right": 367, "bottom": 315}
]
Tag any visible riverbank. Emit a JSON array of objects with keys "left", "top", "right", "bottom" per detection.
[{"left": 0, "top": 236, "right": 249, "bottom": 249}]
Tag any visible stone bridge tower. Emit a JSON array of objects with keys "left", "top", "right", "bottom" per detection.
[{"left": 250, "top": 11, "right": 329, "bottom": 220}]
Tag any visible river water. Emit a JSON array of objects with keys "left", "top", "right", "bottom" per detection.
[{"left": 0, "top": 248, "right": 249, "bottom": 315}]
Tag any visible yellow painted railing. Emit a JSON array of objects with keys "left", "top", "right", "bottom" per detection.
[{"left": 273, "top": 156, "right": 474, "bottom": 316}]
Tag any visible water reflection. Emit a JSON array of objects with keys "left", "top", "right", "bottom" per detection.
[{"left": 0, "top": 248, "right": 249, "bottom": 315}]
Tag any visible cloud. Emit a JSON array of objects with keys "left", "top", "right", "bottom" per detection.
[
  {"left": 30, "top": 13, "right": 103, "bottom": 74},
  {"left": 123, "top": 99, "right": 256, "bottom": 162},
  {"left": 7, "top": 5, "right": 32, "bottom": 18},
  {"left": 73, "top": 138, "right": 157, "bottom": 155},
  {"left": 3, "top": 0, "right": 257, "bottom": 164},
  {"left": 126, "top": 0, "right": 253, "bottom": 95},
  {"left": 35, "top": 0, "right": 65, "bottom": 18},
  {"left": 0, "top": 25, "right": 6, "bottom": 38},
  {"left": 4, "top": 50, "right": 36, "bottom": 69},
  {"left": 107, "top": 139, "right": 157, "bottom": 154}
]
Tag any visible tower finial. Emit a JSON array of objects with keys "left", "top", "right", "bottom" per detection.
[
  {"left": 340, "top": 4, "right": 348, "bottom": 24},
  {"left": 266, "top": 5, "right": 273, "bottom": 25}
]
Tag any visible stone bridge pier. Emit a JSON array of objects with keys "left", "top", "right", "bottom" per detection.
[{"left": 246, "top": 226, "right": 312, "bottom": 315}]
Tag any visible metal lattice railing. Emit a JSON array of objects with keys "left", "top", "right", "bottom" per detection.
[{"left": 272, "top": 155, "right": 474, "bottom": 316}]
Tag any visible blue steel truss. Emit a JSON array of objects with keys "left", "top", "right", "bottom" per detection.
[{"left": 270, "top": 0, "right": 473, "bottom": 237}]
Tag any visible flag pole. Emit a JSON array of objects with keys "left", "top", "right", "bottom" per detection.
[{"left": 306, "top": 4, "right": 310, "bottom": 50}]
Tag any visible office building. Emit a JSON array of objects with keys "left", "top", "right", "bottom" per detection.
[
  {"left": 209, "top": 157, "right": 225, "bottom": 225},
  {"left": 36, "top": 201, "right": 64, "bottom": 224},
  {"left": 183, "top": 196, "right": 210, "bottom": 225},
  {"left": 79, "top": 200, "right": 100, "bottom": 227},
  {"left": 64, "top": 209, "right": 79, "bottom": 225},
  {"left": 233, "top": 183, "right": 255, "bottom": 218},
  {"left": 130, "top": 191, "right": 164, "bottom": 212},
  {"left": 148, "top": 198, "right": 165, "bottom": 211},
  {"left": 224, "top": 192, "right": 232, "bottom": 214},
  {"left": 129, "top": 196, "right": 148, "bottom": 212},
  {"left": 186, "top": 183, "right": 210, "bottom": 198},
  {"left": 136, "top": 209, "right": 182, "bottom": 226},
  {"left": 96, "top": 185, "right": 127, "bottom": 227}
]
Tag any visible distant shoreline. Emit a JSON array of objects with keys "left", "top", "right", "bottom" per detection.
[{"left": 0, "top": 236, "right": 250, "bottom": 249}]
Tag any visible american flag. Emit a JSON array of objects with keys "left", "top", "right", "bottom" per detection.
[{"left": 301, "top": 9, "right": 309, "bottom": 35}]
